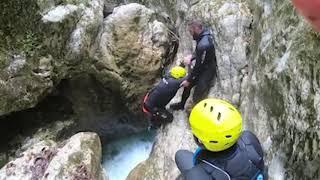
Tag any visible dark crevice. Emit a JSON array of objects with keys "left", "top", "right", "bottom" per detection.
[
  {"left": 0, "top": 83, "right": 77, "bottom": 167},
  {"left": 0, "top": 88, "right": 75, "bottom": 148}
]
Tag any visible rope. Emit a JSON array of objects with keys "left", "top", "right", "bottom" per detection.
[{"left": 201, "top": 159, "right": 231, "bottom": 180}]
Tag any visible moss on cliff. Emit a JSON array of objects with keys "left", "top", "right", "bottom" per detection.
[{"left": 0, "top": 0, "right": 45, "bottom": 56}]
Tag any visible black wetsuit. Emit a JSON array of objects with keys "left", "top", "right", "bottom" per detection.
[
  {"left": 173, "top": 29, "right": 217, "bottom": 109},
  {"left": 175, "top": 131, "right": 265, "bottom": 180},
  {"left": 143, "top": 74, "right": 187, "bottom": 127}
]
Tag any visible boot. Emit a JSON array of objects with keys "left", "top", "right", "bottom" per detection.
[{"left": 170, "top": 102, "right": 185, "bottom": 110}]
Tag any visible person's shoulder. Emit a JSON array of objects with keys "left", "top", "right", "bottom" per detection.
[
  {"left": 239, "top": 130, "right": 261, "bottom": 145},
  {"left": 197, "top": 35, "right": 213, "bottom": 51},
  {"left": 166, "top": 77, "right": 184, "bottom": 84}
]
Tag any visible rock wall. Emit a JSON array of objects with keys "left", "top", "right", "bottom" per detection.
[
  {"left": 128, "top": 0, "right": 320, "bottom": 179},
  {"left": 0, "top": 132, "right": 107, "bottom": 180},
  {"left": 244, "top": 0, "right": 320, "bottom": 179},
  {"left": 0, "top": 0, "right": 105, "bottom": 115},
  {"left": 0, "top": 1, "right": 177, "bottom": 177},
  {"left": 2, "top": 0, "right": 320, "bottom": 179},
  {"left": 0, "top": 1, "right": 176, "bottom": 119}
]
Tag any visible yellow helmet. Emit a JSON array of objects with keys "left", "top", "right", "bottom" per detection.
[
  {"left": 170, "top": 66, "right": 186, "bottom": 79},
  {"left": 189, "top": 98, "right": 242, "bottom": 152}
]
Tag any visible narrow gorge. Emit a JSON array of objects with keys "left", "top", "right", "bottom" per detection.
[{"left": 0, "top": 0, "right": 319, "bottom": 180}]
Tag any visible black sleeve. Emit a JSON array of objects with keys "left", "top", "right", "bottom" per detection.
[
  {"left": 240, "top": 131, "right": 264, "bottom": 170},
  {"left": 241, "top": 131, "right": 263, "bottom": 158},
  {"left": 191, "top": 52, "right": 197, "bottom": 61},
  {"left": 187, "top": 47, "right": 206, "bottom": 83},
  {"left": 167, "top": 76, "right": 188, "bottom": 87},
  {"left": 179, "top": 76, "right": 188, "bottom": 84},
  {"left": 184, "top": 166, "right": 211, "bottom": 180}
]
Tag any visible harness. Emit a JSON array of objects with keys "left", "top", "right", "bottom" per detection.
[
  {"left": 142, "top": 93, "right": 150, "bottom": 114},
  {"left": 194, "top": 142, "right": 264, "bottom": 180},
  {"left": 142, "top": 78, "right": 169, "bottom": 114}
]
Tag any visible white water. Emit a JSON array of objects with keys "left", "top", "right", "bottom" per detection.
[{"left": 102, "top": 130, "right": 156, "bottom": 180}]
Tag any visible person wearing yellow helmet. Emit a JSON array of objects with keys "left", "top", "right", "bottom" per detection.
[
  {"left": 175, "top": 98, "right": 265, "bottom": 180},
  {"left": 142, "top": 66, "right": 187, "bottom": 129}
]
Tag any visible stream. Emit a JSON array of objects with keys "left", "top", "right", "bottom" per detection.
[{"left": 102, "top": 130, "right": 156, "bottom": 180}]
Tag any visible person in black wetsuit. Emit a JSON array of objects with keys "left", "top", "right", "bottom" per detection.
[
  {"left": 175, "top": 98, "right": 265, "bottom": 180},
  {"left": 170, "top": 20, "right": 217, "bottom": 110},
  {"left": 142, "top": 66, "right": 187, "bottom": 128}
]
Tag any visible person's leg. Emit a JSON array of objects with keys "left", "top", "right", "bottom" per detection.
[
  {"left": 170, "top": 84, "right": 194, "bottom": 110},
  {"left": 175, "top": 150, "right": 194, "bottom": 174},
  {"left": 193, "top": 66, "right": 216, "bottom": 104},
  {"left": 157, "top": 108, "right": 174, "bottom": 124},
  {"left": 146, "top": 106, "right": 162, "bottom": 129}
]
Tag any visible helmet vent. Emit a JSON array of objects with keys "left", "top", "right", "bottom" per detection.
[
  {"left": 217, "top": 112, "right": 221, "bottom": 121},
  {"left": 204, "top": 103, "right": 207, "bottom": 107},
  {"left": 210, "top": 106, "right": 213, "bottom": 112},
  {"left": 225, "top": 135, "right": 232, "bottom": 138},
  {"left": 210, "top": 140, "right": 218, "bottom": 143},
  {"left": 228, "top": 107, "right": 235, "bottom": 111}
]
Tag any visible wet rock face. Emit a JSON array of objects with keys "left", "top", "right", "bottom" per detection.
[
  {"left": 128, "top": 0, "right": 320, "bottom": 179},
  {"left": 93, "top": 3, "right": 173, "bottom": 113},
  {"left": 0, "top": 1, "right": 176, "bottom": 176},
  {"left": 59, "top": 75, "right": 148, "bottom": 140},
  {"left": 0, "top": 0, "right": 104, "bottom": 115},
  {"left": 245, "top": 0, "right": 320, "bottom": 179},
  {"left": 0, "top": 132, "right": 107, "bottom": 180},
  {"left": 0, "top": 1, "right": 175, "bottom": 118}
]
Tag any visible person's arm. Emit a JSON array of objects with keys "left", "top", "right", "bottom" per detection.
[
  {"left": 187, "top": 47, "right": 206, "bottom": 83},
  {"left": 178, "top": 76, "right": 188, "bottom": 85},
  {"left": 240, "top": 131, "right": 264, "bottom": 170},
  {"left": 166, "top": 76, "right": 188, "bottom": 89},
  {"left": 184, "top": 166, "right": 211, "bottom": 180},
  {"left": 190, "top": 52, "right": 197, "bottom": 62}
]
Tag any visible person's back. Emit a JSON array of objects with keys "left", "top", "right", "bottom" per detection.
[
  {"left": 190, "top": 28, "right": 216, "bottom": 82},
  {"left": 145, "top": 75, "right": 186, "bottom": 110},
  {"left": 142, "top": 66, "right": 187, "bottom": 128},
  {"left": 188, "top": 131, "right": 264, "bottom": 180},
  {"left": 175, "top": 98, "right": 265, "bottom": 180}
]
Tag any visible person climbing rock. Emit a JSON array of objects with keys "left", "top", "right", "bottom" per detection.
[
  {"left": 175, "top": 98, "right": 265, "bottom": 180},
  {"left": 170, "top": 20, "right": 217, "bottom": 111},
  {"left": 142, "top": 66, "right": 187, "bottom": 129},
  {"left": 292, "top": 0, "right": 320, "bottom": 32}
]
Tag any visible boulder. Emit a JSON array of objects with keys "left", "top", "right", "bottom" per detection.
[{"left": 0, "top": 132, "right": 107, "bottom": 180}]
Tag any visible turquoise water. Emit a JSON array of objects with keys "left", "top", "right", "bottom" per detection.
[{"left": 102, "top": 130, "right": 156, "bottom": 180}]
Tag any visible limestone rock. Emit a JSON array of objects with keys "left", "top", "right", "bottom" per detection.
[
  {"left": 44, "top": 132, "right": 105, "bottom": 180},
  {"left": 0, "top": 0, "right": 104, "bottom": 115},
  {"left": 244, "top": 0, "right": 320, "bottom": 179},
  {"left": 0, "top": 2, "right": 175, "bottom": 129},
  {"left": 93, "top": 3, "right": 172, "bottom": 112},
  {"left": 0, "top": 132, "right": 106, "bottom": 180},
  {"left": 127, "top": 111, "right": 196, "bottom": 180}
]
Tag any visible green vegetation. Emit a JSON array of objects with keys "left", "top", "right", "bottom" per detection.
[{"left": 0, "top": 0, "right": 44, "bottom": 56}]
